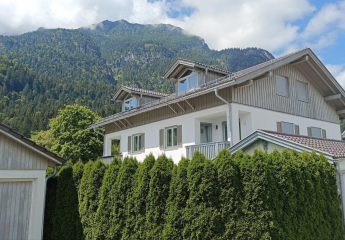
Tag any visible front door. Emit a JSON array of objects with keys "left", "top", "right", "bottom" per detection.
[{"left": 200, "top": 123, "right": 212, "bottom": 143}]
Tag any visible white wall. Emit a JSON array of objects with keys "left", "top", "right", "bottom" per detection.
[
  {"left": 231, "top": 103, "right": 341, "bottom": 144},
  {"left": 105, "top": 105, "right": 228, "bottom": 163}
]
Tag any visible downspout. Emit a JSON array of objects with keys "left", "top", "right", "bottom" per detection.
[
  {"left": 204, "top": 67, "right": 208, "bottom": 85},
  {"left": 214, "top": 89, "right": 233, "bottom": 146}
]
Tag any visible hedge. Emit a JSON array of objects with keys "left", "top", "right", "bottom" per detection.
[{"left": 44, "top": 149, "right": 344, "bottom": 240}]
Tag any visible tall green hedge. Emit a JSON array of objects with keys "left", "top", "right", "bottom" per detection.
[
  {"left": 109, "top": 157, "right": 139, "bottom": 240},
  {"left": 95, "top": 157, "right": 122, "bottom": 239},
  {"left": 79, "top": 160, "right": 106, "bottom": 239},
  {"left": 44, "top": 150, "right": 344, "bottom": 240}
]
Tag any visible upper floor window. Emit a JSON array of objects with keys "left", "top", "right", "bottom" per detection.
[
  {"left": 297, "top": 81, "right": 309, "bottom": 102},
  {"left": 133, "top": 134, "right": 142, "bottom": 153},
  {"left": 179, "top": 70, "right": 198, "bottom": 93},
  {"left": 281, "top": 122, "right": 294, "bottom": 134},
  {"left": 276, "top": 75, "right": 289, "bottom": 97},
  {"left": 124, "top": 98, "right": 136, "bottom": 111},
  {"left": 310, "top": 127, "right": 322, "bottom": 138},
  {"left": 166, "top": 127, "right": 178, "bottom": 148}
]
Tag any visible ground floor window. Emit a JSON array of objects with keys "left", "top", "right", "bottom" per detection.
[
  {"left": 133, "top": 134, "right": 142, "bottom": 152},
  {"left": 166, "top": 127, "right": 177, "bottom": 148}
]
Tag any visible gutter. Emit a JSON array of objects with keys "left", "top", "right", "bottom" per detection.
[{"left": 93, "top": 127, "right": 104, "bottom": 136}]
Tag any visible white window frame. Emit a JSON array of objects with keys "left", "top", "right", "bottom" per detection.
[
  {"left": 310, "top": 127, "right": 322, "bottom": 138},
  {"left": 123, "top": 97, "right": 136, "bottom": 111},
  {"left": 276, "top": 75, "right": 290, "bottom": 98},
  {"left": 281, "top": 121, "right": 295, "bottom": 134},
  {"left": 165, "top": 126, "right": 178, "bottom": 149},
  {"left": 132, "top": 134, "right": 142, "bottom": 153},
  {"left": 296, "top": 80, "right": 309, "bottom": 102},
  {"left": 178, "top": 69, "right": 198, "bottom": 93}
]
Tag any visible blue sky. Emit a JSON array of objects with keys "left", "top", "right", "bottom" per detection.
[{"left": 0, "top": 0, "right": 344, "bottom": 86}]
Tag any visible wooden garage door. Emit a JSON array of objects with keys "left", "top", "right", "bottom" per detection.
[{"left": 0, "top": 181, "right": 32, "bottom": 240}]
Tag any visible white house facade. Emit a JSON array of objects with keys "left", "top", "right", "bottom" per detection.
[{"left": 89, "top": 48, "right": 345, "bottom": 163}]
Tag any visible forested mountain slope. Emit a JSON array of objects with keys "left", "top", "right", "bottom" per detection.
[{"left": 0, "top": 20, "right": 274, "bottom": 136}]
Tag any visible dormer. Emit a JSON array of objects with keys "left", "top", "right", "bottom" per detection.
[
  {"left": 164, "top": 58, "right": 231, "bottom": 94},
  {"left": 113, "top": 85, "right": 169, "bottom": 112}
]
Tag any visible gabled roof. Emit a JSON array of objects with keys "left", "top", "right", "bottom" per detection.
[
  {"left": 0, "top": 121, "right": 66, "bottom": 165},
  {"left": 113, "top": 85, "right": 169, "bottom": 101},
  {"left": 230, "top": 129, "right": 345, "bottom": 161},
  {"left": 89, "top": 48, "right": 345, "bottom": 129},
  {"left": 164, "top": 58, "right": 232, "bottom": 79}
]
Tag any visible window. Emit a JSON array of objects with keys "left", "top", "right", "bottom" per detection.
[
  {"left": 132, "top": 134, "right": 142, "bottom": 153},
  {"left": 276, "top": 75, "right": 289, "bottom": 97},
  {"left": 281, "top": 122, "right": 294, "bottom": 134},
  {"left": 297, "top": 81, "right": 308, "bottom": 102},
  {"left": 166, "top": 127, "right": 177, "bottom": 148},
  {"left": 310, "top": 127, "right": 322, "bottom": 138},
  {"left": 179, "top": 70, "right": 198, "bottom": 93},
  {"left": 124, "top": 98, "right": 136, "bottom": 111}
]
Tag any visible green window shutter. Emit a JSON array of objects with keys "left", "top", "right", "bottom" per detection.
[
  {"left": 307, "top": 127, "right": 312, "bottom": 137},
  {"left": 141, "top": 133, "right": 145, "bottom": 151},
  {"left": 322, "top": 129, "right": 327, "bottom": 139},
  {"left": 177, "top": 125, "right": 182, "bottom": 147},
  {"left": 128, "top": 136, "right": 131, "bottom": 153},
  {"left": 294, "top": 125, "right": 300, "bottom": 135},
  {"left": 276, "top": 122, "right": 282, "bottom": 133},
  {"left": 159, "top": 129, "right": 164, "bottom": 150}
]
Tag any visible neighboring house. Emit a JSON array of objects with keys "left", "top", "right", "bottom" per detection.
[
  {"left": 230, "top": 129, "right": 345, "bottom": 226},
  {"left": 0, "top": 122, "right": 66, "bottom": 240},
  {"left": 89, "top": 48, "right": 345, "bottom": 163}
]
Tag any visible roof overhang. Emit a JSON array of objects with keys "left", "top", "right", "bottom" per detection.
[
  {"left": 112, "top": 86, "right": 166, "bottom": 101},
  {"left": 230, "top": 130, "right": 335, "bottom": 162},
  {"left": 164, "top": 58, "right": 230, "bottom": 80},
  {"left": 0, "top": 128, "right": 66, "bottom": 166}
]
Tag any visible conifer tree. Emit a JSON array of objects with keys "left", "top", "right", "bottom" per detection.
[
  {"left": 163, "top": 157, "right": 190, "bottom": 239},
  {"left": 183, "top": 152, "right": 221, "bottom": 240},
  {"left": 72, "top": 160, "right": 85, "bottom": 190},
  {"left": 123, "top": 154, "right": 156, "bottom": 240},
  {"left": 52, "top": 166, "right": 84, "bottom": 240},
  {"left": 94, "top": 157, "right": 122, "bottom": 239},
  {"left": 109, "top": 157, "right": 139, "bottom": 240},
  {"left": 214, "top": 149, "right": 241, "bottom": 239},
  {"left": 145, "top": 155, "right": 174, "bottom": 240},
  {"left": 78, "top": 160, "right": 106, "bottom": 240}
]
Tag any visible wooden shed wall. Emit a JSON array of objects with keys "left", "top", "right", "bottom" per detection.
[
  {"left": 0, "top": 133, "right": 49, "bottom": 170},
  {"left": 232, "top": 64, "right": 339, "bottom": 123},
  {"left": 0, "top": 181, "right": 32, "bottom": 240}
]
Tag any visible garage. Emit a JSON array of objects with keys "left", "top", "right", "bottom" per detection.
[{"left": 0, "top": 122, "right": 66, "bottom": 240}]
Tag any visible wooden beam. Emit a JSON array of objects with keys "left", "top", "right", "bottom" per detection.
[
  {"left": 185, "top": 100, "right": 195, "bottom": 110},
  {"left": 113, "top": 121, "right": 121, "bottom": 129},
  {"left": 124, "top": 118, "right": 132, "bottom": 127},
  {"left": 291, "top": 55, "right": 309, "bottom": 66},
  {"left": 234, "top": 80, "right": 253, "bottom": 89},
  {"left": 167, "top": 104, "right": 178, "bottom": 115},
  {"left": 118, "top": 119, "right": 126, "bottom": 127},
  {"left": 176, "top": 102, "right": 185, "bottom": 112},
  {"left": 337, "top": 109, "right": 345, "bottom": 114},
  {"left": 324, "top": 94, "right": 341, "bottom": 101}
]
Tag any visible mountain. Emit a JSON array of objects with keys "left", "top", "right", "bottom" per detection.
[{"left": 0, "top": 20, "right": 274, "bottom": 137}]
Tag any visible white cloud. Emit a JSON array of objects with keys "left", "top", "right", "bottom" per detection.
[{"left": 326, "top": 64, "right": 345, "bottom": 89}]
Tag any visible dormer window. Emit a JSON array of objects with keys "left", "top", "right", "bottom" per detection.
[
  {"left": 179, "top": 70, "right": 198, "bottom": 94},
  {"left": 124, "top": 98, "right": 136, "bottom": 111}
]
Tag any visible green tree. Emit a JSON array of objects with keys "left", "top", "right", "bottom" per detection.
[
  {"left": 49, "top": 104, "right": 103, "bottom": 164},
  {"left": 31, "top": 129, "right": 57, "bottom": 151},
  {"left": 163, "top": 157, "right": 190, "bottom": 239},
  {"left": 95, "top": 157, "right": 122, "bottom": 240},
  {"left": 214, "top": 149, "right": 242, "bottom": 239},
  {"left": 78, "top": 160, "right": 106, "bottom": 240},
  {"left": 72, "top": 160, "right": 85, "bottom": 190},
  {"left": 183, "top": 152, "right": 221, "bottom": 240},
  {"left": 145, "top": 155, "right": 174, "bottom": 240},
  {"left": 123, "top": 154, "right": 156, "bottom": 240},
  {"left": 109, "top": 157, "right": 139, "bottom": 240}
]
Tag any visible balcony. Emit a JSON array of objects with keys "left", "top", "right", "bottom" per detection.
[{"left": 185, "top": 141, "right": 231, "bottom": 160}]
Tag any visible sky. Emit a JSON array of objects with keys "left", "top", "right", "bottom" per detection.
[{"left": 0, "top": 0, "right": 345, "bottom": 86}]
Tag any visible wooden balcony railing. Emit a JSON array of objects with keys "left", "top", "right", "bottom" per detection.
[{"left": 185, "top": 141, "right": 231, "bottom": 160}]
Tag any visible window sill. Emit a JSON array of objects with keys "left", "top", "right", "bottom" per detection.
[
  {"left": 164, "top": 146, "right": 179, "bottom": 151},
  {"left": 131, "top": 151, "right": 144, "bottom": 155}
]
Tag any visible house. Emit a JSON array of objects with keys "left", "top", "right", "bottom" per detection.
[
  {"left": 0, "top": 122, "right": 66, "bottom": 240},
  {"left": 89, "top": 48, "right": 345, "bottom": 163},
  {"left": 229, "top": 129, "right": 345, "bottom": 226}
]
